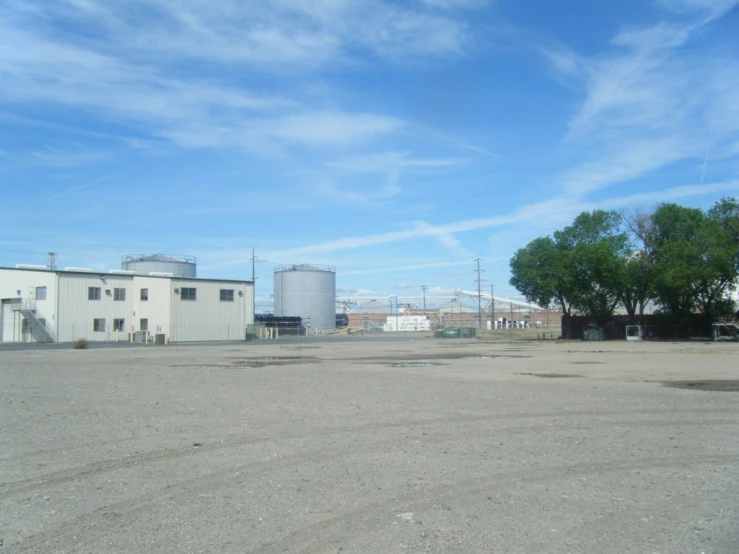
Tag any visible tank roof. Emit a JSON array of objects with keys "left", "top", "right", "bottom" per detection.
[
  {"left": 274, "top": 264, "right": 335, "bottom": 273},
  {"left": 122, "top": 254, "right": 196, "bottom": 264}
]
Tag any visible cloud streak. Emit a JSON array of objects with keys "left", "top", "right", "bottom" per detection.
[
  {"left": 0, "top": 0, "right": 481, "bottom": 156},
  {"left": 543, "top": 1, "right": 739, "bottom": 197},
  {"left": 269, "top": 179, "right": 739, "bottom": 259}
]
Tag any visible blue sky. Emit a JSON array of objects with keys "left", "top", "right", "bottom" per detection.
[{"left": 1, "top": 0, "right": 738, "bottom": 311}]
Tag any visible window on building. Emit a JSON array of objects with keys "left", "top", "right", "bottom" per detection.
[
  {"left": 113, "top": 318, "right": 125, "bottom": 332},
  {"left": 140, "top": 288, "right": 148, "bottom": 301},
  {"left": 181, "top": 287, "right": 197, "bottom": 300},
  {"left": 114, "top": 288, "right": 126, "bottom": 301},
  {"left": 140, "top": 318, "right": 148, "bottom": 332},
  {"left": 36, "top": 286, "right": 47, "bottom": 300},
  {"left": 88, "top": 287, "right": 101, "bottom": 301},
  {"left": 220, "top": 289, "right": 234, "bottom": 302},
  {"left": 93, "top": 318, "right": 105, "bottom": 332}
]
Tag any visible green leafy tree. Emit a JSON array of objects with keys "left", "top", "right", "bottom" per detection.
[
  {"left": 697, "top": 198, "right": 739, "bottom": 317},
  {"left": 509, "top": 236, "right": 574, "bottom": 316},
  {"left": 649, "top": 203, "right": 704, "bottom": 318},
  {"left": 510, "top": 210, "right": 627, "bottom": 333},
  {"left": 554, "top": 210, "right": 627, "bottom": 323},
  {"left": 510, "top": 199, "right": 739, "bottom": 337},
  {"left": 650, "top": 201, "right": 739, "bottom": 320},
  {"left": 621, "top": 209, "right": 656, "bottom": 321},
  {"left": 620, "top": 250, "right": 653, "bottom": 320}
]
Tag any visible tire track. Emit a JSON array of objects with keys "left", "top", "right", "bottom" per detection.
[
  {"left": 248, "top": 454, "right": 739, "bottom": 554},
  {"left": 3, "top": 409, "right": 737, "bottom": 500},
  {"left": 551, "top": 490, "right": 736, "bottom": 552},
  {"left": 10, "top": 420, "right": 739, "bottom": 553}
]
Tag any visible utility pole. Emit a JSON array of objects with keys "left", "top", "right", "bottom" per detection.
[
  {"left": 421, "top": 285, "right": 427, "bottom": 311},
  {"left": 510, "top": 298, "right": 514, "bottom": 328},
  {"left": 473, "top": 258, "right": 485, "bottom": 330},
  {"left": 490, "top": 284, "right": 495, "bottom": 330},
  {"left": 250, "top": 247, "right": 256, "bottom": 320}
]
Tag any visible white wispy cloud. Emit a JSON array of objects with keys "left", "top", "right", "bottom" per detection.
[
  {"left": 411, "top": 221, "right": 474, "bottom": 258},
  {"left": 544, "top": 2, "right": 739, "bottom": 197},
  {"left": 419, "top": 0, "right": 490, "bottom": 9},
  {"left": 265, "top": 179, "right": 738, "bottom": 261},
  {"left": 0, "top": 0, "right": 479, "bottom": 156},
  {"left": 323, "top": 151, "right": 469, "bottom": 172},
  {"left": 315, "top": 172, "right": 403, "bottom": 205},
  {"left": 342, "top": 260, "right": 474, "bottom": 276},
  {"left": 655, "top": 0, "right": 739, "bottom": 17},
  {"left": 31, "top": 144, "right": 110, "bottom": 167},
  {"left": 34, "top": 173, "right": 123, "bottom": 205},
  {"left": 262, "top": 112, "right": 402, "bottom": 146}
]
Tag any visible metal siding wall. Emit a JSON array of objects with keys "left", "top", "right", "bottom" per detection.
[
  {"left": 132, "top": 276, "right": 171, "bottom": 336},
  {"left": 169, "top": 280, "right": 251, "bottom": 342},
  {"left": 1, "top": 301, "right": 17, "bottom": 342},
  {"left": 0, "top": 269, "right": 59, "bottom": 342},
  {"left": 245, "top": 282, "right": 254, "bottom": 327},
  {"left": 57, "top": 274, "right": 134, "bottom": 342},
  {"left": 0, "top": 269, "right": 252, "bottom": 343},
  {"left": 274, "top": 269, "right": 336, "bottom": 333}
]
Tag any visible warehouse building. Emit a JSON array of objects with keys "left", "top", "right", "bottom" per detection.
[{"left": 0, "top": 262, "right": 253, "bottom": 343}]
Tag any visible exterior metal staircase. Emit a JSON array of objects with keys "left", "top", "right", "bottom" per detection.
[
  {"left": 712, "top": 316, "right": 739, "bottom": 341},
  {"left": 11, "top": 300, "right": 56, "bottom": 343}
]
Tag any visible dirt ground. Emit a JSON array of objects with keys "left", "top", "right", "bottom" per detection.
[{"left": 2, "top": 337, "right": 739, "bottom": 553}]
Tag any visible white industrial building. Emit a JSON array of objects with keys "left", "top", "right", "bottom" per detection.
[
  {"left": 383, "top": 315, "right": 431, "bottom": 332},
  {"left": 0, "top": 265, "right": 254, "bottom": 344}
]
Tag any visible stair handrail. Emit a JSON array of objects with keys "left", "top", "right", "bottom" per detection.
[{"left": 16, "top": 299, "right": 56, "bottom": 342}]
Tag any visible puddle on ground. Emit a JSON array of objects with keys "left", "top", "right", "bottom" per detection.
[
  {"left": 172, "top": 356, "right": 318, "bottom": 369},
  {"left": 516, "top": 373, "right": 584, "bottom": 379},
  {"left": 363, "top": 353, "right": 532, "bottom": 366},
  {"left": 228, "top": 356, "right": 318, "bottom": 367},
  {"left": 391, "top": 362, "right": 440, "bottom": 368},
  {"left": 230, "top": 356, "right": 317, "bottom": 362},
  {"left": 457, "top": 355, "right": 533, "bottom": 360},
  {"left": 427, "top": 353, "right": 532, "bottom": 360},
  {"left": 662, "top": 380, "right": 739, "bottom": 392}
]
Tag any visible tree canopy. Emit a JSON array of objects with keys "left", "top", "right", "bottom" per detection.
[{"left": 509, "top": 199, "right": 739, "bottom": 326}]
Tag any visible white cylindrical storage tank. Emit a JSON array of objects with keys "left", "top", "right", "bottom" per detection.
[
  {"left": 274, "top": 264, "right": 336, "bottom": 333},
  {"left": 122, "top": 254, "right": 197, "bottom": 278}
]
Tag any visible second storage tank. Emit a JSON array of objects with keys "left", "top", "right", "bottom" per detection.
[{"left": 273, "top": 265, "right": 336, "bottom": 333}]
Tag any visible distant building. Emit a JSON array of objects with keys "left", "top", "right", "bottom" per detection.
[
  {"left": 0, "top": 266, "right": 253, "bottom": 343},
  {"left": 383, "top": 315, "right": 431, "bottom": 332}
]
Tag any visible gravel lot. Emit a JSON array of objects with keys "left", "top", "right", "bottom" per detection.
[{"left": 2, "top": 338, "right": 739, "bottom": 553}]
